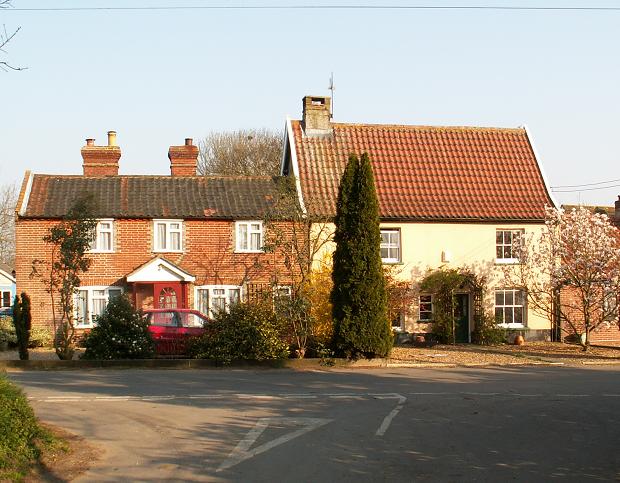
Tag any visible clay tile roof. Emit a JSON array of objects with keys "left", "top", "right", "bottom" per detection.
[
  {"left": 289, "top": 121, "right": 555, "bottom": 221},
  {"left": 22, "top": 175, "right": 293, "bottom": 219}
]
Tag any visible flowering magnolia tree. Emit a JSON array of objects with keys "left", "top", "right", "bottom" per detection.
[{"left": 506, "top": 206, "right": 620, "bottom": 348}]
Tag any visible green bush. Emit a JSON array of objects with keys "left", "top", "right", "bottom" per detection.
[
  {"left": 471, "top": 313, "right": 506, "bottom": 345},
  {"left": 28, "top": 326, "right": 53, "bottom": 348},
  {"left": 82, "top": 295, "right": 155, "bottom": 360},
  {"left": 0, "top": 374, "right": 43, "bottom": 480},
  {"left": 0, "top": 316, "right": 17, "bottom": 346},
  {"left": 189, "top": 302, "right": 289, "bottom": 364}
]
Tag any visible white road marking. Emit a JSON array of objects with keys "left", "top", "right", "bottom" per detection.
[
  {"left": 217, "top": 417, "right": 332, "bottom": 472},
  {"left": 375, "top": 394, "right": 407, "bottom": 437}
]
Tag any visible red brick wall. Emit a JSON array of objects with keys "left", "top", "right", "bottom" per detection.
[
  {"left": 16, "top": 217, "right": 298, "bottom": 330},
  {"left": 560, "top": 287, "right": 620, "bottom": 346}
]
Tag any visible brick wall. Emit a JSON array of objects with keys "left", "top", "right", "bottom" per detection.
[
  {"left": 560, "top": 287, "right": 620, "bottom": 346},
  {"left": 15, "top": 217, "right": 299, "bottom": 330}
]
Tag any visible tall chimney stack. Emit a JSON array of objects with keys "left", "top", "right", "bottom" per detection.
[
  {"left": 169, "top": 138, "right": 198, "bottom": 176},
  {"left": 302, "top": 95, "right": 332, "bottom": 136},
  {"left": 615, "top": 196, "right": 620, "bottom": 227},
  {"left": 81, "top": 131, "right": 121, "bottom": 176}
]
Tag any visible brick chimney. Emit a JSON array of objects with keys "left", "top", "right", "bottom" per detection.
[
  {"left": 615, "top": 196, "right": 620, "bottom": 227},
  {"left": 302, "top": 95, "right": 332, "bottom": 136},
  {"left": 81, "top": 131, "right": 121, "bottom": 176},
  {"left": 169, "top": 138, "right": 198, "bottom": 176}
]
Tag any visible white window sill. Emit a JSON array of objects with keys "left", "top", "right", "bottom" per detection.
[
  {"left": 498, "top": 324, "right": 526, "bottom": 329},
  {"left": 153, "top": 249, "right": 184, "bottom": 253},
  {"left": 381, "top": 259, "right": 402, "bottom": 265},
  {"left": 235, "top": 249, "right": 264, "bottom": 254},
  {"left": 88, "top": 250, "right": 115, "bottom": 254},
  {"left": 495, "top": 258, "right": 520, "bottom": 265}
]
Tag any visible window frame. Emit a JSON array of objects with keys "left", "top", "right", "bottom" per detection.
[
  {"left": 419, "top": 294, "right": 433, "bottom": 322},
  {"left": 1, "top": 291, "right": 11, "bottom": 308},
  {"left": 194, "top": 285, "right": 242, "bottom": 318},
  {"left": 495, "top": 229, "right": 524, "bottom": 264},
  {"left": 153, "top": 219, "right": 184, "bottom": 253},
  {"left": 73, "top": 286, "right": 123, "bottom": 328},
  {"left": 89, "top": 219, "right": 115, "bottom": 253},
  {"left": 380, "top": 228, "right": 401, "bottom": 264},
  {"left": 494, "top": 288, "right": 527, "bottom": 328},
  {"left": 235, "top": 221, "right": 264, "bottom": 253}
]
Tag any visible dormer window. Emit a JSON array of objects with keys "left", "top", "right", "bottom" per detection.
[{"left": 90, "top": 220, "right": 114, "bottom": 252}]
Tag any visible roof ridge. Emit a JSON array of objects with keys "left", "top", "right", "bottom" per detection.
[
  {"left": 291, "top": 119, "right": 525, "bottom": 133},
  {"left": 32, "top": 174, "right": 279, "bottom": 180}
]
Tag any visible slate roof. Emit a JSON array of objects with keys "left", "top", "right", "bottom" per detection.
[
  {"left": 21, "top": 175, "right": 293, "bottom": 219},
  {"left": 288, "top": 120, "right": 555, "bottom": 221}
]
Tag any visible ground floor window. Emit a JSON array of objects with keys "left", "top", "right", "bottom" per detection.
[
  {"left": 195, "top": 285, "right": 241, "bottom": 318},
  {"left": 1, "top": 290, "right": 11, "bottom": 308},
  {"left": 495, "top": 289, "right": 526, "bottom": 327},
  {"left": 74, "top": 286, "right": 123, "bottom": 328},
  {"left": 419, "top": 295, "right": 433, "bottom": 321}
]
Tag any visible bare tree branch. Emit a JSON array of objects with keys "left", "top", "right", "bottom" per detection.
[
  {"left": 0, "top": 183, "right": 17, "bottom": 265},
  {"left": 198, "top": 129, "right": 282, "bottom": 177},
  {"left": 1, "top": 1, "right": 26, "bottom": 72}
]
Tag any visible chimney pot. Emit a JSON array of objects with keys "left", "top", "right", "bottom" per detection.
[
  {"left": 86, "top": 138, "right": 95, "bottom": 146},
  {"left": 185, "top": 138, "right": 193, "bottom": 146},
  {"left": 107, "top": 131, "right": 117, "bottom": 146}
]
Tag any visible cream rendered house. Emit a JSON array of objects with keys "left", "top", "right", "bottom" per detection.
[{"left": 281, "top": 96, "right": 556, "bottom": 341}]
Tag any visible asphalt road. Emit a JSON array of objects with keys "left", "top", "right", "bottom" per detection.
[{"left": 8, "top": 366, "right": 620, "bottom": 482}]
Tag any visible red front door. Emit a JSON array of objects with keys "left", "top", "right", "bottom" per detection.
[{"left": 154, "top": 283, "right": 184, "bottom": 309}]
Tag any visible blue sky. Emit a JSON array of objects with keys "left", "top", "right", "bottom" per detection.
[{"left": 2, "top": 0, "right": 619, "bottom": 207}]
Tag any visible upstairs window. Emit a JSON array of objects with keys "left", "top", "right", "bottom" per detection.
[
  {"left": 496, "top": 229, "right": 523, "bottom": 263},
  {"left": 90, "top": 220, "right": 114, "bottom": 252},
  {"left": 154, "top": 220, "right": 183, "bottom": 252},
  {"left": 236, "top": 221, "right": 263, "bottom": 252},
  {"left": 380, "top": 229, "right": 401, "bottom": 263}
]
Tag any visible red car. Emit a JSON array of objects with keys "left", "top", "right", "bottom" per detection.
[{"left": 144, "top": 308, "right": 210, "bottom": 356}]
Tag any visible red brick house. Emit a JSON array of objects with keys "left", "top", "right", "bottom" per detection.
[
  {"left": 559, "top": 199, "right": 620, "bottom": 346},
  {"left": 15, "top": 132, "right": 296, "bottom": 331}
]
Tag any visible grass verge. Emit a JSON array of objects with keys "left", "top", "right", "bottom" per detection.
[{"left": 0, "top": 372, "right": 67, "bottom": 481}]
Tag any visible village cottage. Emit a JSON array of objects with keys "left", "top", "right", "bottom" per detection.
[
  {"left": 15, "top": 132, "right": 297, "bottom": 333},
  {"left": 282, "top": 96, "right": 557, "bottom": 341}
]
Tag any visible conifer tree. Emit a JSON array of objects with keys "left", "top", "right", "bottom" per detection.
[{"left": 331, "top": 153, "right": 392, "bottom": 358}]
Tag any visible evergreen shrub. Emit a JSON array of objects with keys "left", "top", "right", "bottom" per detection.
[
  {"left": 0, "top": 374, "right": 43, "bottom": 480},
  {"left": 82, "top": 294, "right": 154, "bottom": 359},
  {"left": 331, "top": 153, "right": 393, "bottom": 359},
  {"left": 0, "top": 316, "right": 16, "bottom": 346},
  {"left": 189, "top": 302, "right": 289, "bottom": 364},
  {"left": 471, "top": 313, "right": 506, "bottom": 345}
]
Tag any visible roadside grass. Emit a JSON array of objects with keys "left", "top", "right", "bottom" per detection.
[{"left": 0, "top": 372, "right": 67, "bottom": 481}]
